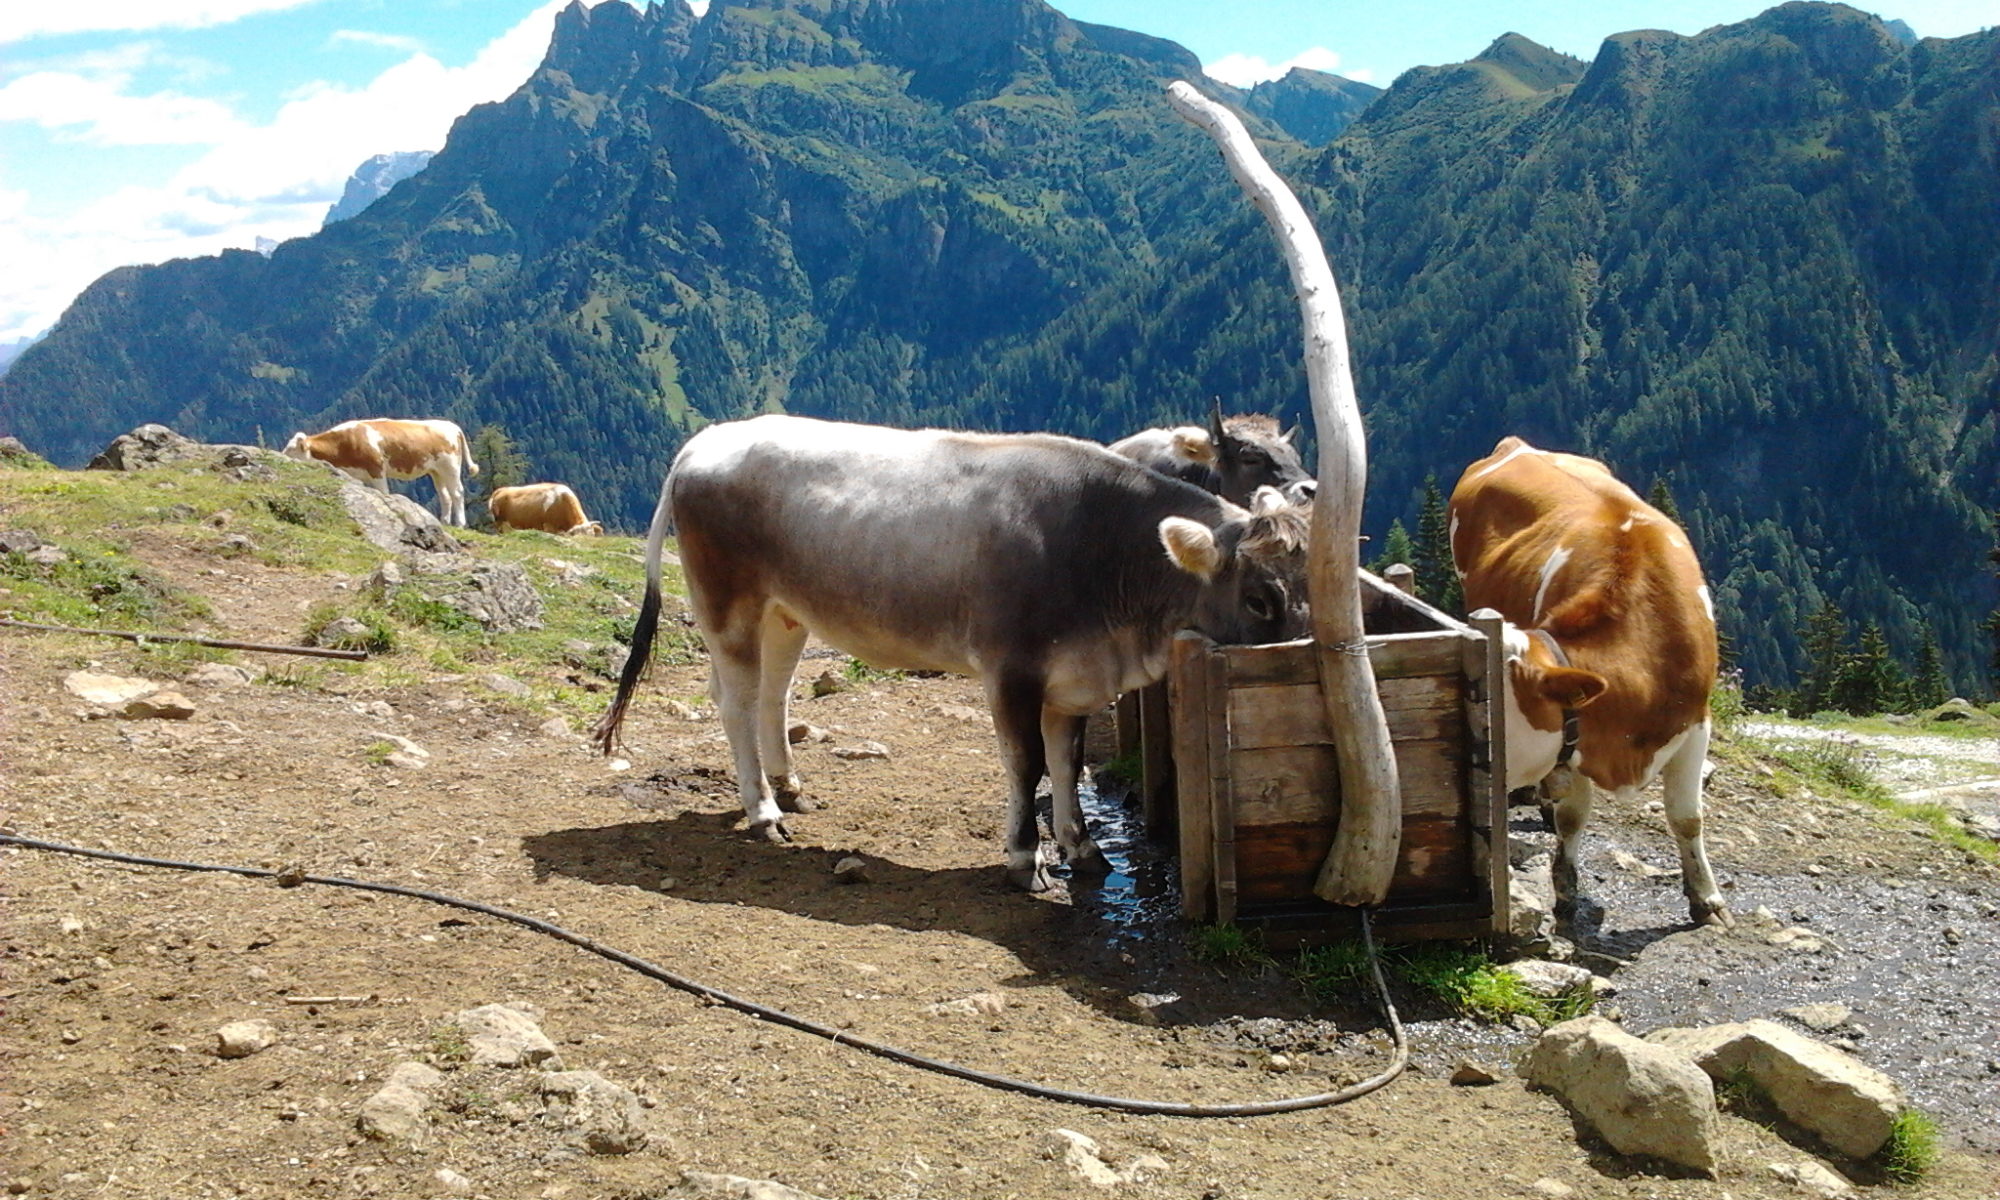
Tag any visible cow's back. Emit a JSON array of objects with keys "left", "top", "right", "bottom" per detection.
[
  {"left": 671, "top": 415, "right": 1213, "bottom": 674},
  {"left": 1451, "top": 436, "right": 1716, "bottom": 787}
]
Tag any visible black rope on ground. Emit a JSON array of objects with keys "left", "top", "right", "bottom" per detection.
[{"left": 0, "top": 830, "right": 1406, "bottom": 1117}]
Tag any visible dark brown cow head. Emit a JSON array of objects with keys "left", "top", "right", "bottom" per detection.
[
  {"left": 1209, "top": 401, "right": 1314, "bottom": 506},
  {"left": 1162, "top": 485, "right": 1313, "bottom": 646}
]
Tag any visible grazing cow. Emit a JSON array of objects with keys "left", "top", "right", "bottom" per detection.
[
  {"left": 1449, "top": 436, "right": 1728, "bottom": 927},
  {"left": 1109, "top": 403, "right": 1315, "bottom": 505},
  {"left": 489, "top": 483, "right": 603, "bottom": 536},
  {"left": 283, "top": 418, "right": 479, "bottom": 527},
  {"left": 594, "top": 415, "right": 1313, "bottom": 891}
]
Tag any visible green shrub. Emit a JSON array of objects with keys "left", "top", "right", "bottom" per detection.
[{"left": 1878, "top": 1108, "right": 1939, "bottom": 1184}]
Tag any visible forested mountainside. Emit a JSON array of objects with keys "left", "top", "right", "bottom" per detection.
[{"left": 0, "top": 0, "right": 1993, "bottom": 693}]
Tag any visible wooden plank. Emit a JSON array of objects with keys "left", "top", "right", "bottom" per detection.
[
  {"left": 1114, "top": 691, "right": 1141, "bottom": 760},
  {"left": 1221, "top": 630, "right": 1471, "bottom": 686},
  {"left": 1469, "top": 609, "right": 1512, "bottom": 936},
  {"left": 1233, "top": 814, "right": 1471, "bottom": 906},
  {"left": 1206, "top": 645, "right": 1237, "bottom": 925},
  {"left": 1227, "top": 675, "right": 1464, "bottom": 749},
  {"left": 1137, "top": 681, "right": 1173, "bottom": 834},
  {"left": 1169, "top": 633, "right": 1214, "bottom": 921},
  {"left": 1230, "top": 738, "right": 1466, "bottom": 825}
]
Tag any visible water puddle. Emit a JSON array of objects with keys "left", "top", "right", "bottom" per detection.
[{"left": 1066, "top": 776, "right": 1183, "bottom": 942}]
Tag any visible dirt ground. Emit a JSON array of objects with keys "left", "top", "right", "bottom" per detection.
[{"left": 3, "top": 533, "right": 1998, "bottom": 1200}]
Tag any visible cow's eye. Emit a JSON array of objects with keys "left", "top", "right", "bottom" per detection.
[
  {"left": 1245, "top": 589, "right": 1276, "bottom": 622},
  {"left": 1240, "top": 450, "right": 1268, "bottom": 465}
]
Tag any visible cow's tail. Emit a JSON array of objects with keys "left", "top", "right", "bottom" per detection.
[
  {"left": 590, "top": 468, "right": 677, "bottom": 755},
  {"left": 458, "top": 424, "right": 480, "bottom": 477}
]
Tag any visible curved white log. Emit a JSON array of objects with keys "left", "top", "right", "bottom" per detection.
[{"left": 1165, "top": 80, "right": 1401, "bottom": 905}]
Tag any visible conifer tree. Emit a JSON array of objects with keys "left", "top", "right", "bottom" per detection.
[
  {"left": 1830, "top": 623, "right": 1908, "bottom": 716},
  {"left": 1910, "top": 624, "right": 1950, "bottom": 710},
  {"left": 1647, "top": 477, "right": 1682, "bottom": 524},
  {"left": 1368, "top": 519, "right": 1417, "bottom": 577},
  {"left": 1792, "top": 601, "right": 1847, "bottom": 716},
  {"left": 1413, "top": 476, "right": 1462, "bottom": 614},
  {"left": 467, "top": 424, "right": 531, "bottom": 528}
]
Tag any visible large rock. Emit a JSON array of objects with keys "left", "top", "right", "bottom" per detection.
[
  {"left": 408, "top": 557, "right": 544, "bottom": 631},
  {"left": 63, "top": 671, "right": 157, "bottom": 706},
  {"left": 335, "top": 480, "right": 461, "bottom": 555},
  {"left": 679, "top": 1173, "right": 829, "bottom": 1200},
  {"left": 1647, "top": 1019, "right": 1903, "bottom": 1158},
  {"left": 1522, "top": 1016, "right": 1721, "bottom": 1175},
  {"left": 84, "top": 424, "right": 276, "bottom": 476}
]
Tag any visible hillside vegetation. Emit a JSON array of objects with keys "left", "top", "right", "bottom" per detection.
[{"left": 0, "top": 0, "right": 1993, "bottom": 696}]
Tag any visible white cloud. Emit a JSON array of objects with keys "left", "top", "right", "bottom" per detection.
[
  {"left": 329, "top": 29, "right": 429, "bottom": 55},
  {"left": 0, "top": 0, "right": 605, "bottom": 342},
  {"left": 0, "top": 70, "right": 247, "bottom": 144},
  {"left": 0, "top": 0, "right": 327, "bottom": 43},
  {"left": 1204, "top": 46, "right": 1371, "bottom": 88}
]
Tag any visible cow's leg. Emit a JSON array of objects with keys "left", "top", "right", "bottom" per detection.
[
  {"left": 430, "top": 466, "right": 465, "bottom": 526},
  {"left": 1548, "top": 770, "right": 1597, "bottom": 921},
  {"left": 1662, "top": 720, "right": 1731, "bottom": 927},
  {"left": 988, "top": 673, "right": 1051, "bottom": 891},
  {"left": 1043, "top": 708, "right": 1106, "bottom": 872},
  {"left": 705, "top": 624, "right": 789, "bottom": 844},
  {"left": 756, "top": 609, "right": 813, "bottom": 813}
]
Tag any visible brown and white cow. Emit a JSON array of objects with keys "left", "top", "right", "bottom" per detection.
[
  {"left": 594, "top": 414, "right": 1313, "bottom": 891},
  {"left": 1449, "top": 436, "right": 1729, "bottom": 927},
  {"left": 282, "top": 418, "right": 479, "bottom": 527},
  {"left": 489, "top": 483, "right": 603, "bottom": 536},
  {"left": 1108, "top": 403, "right": 1316, "bottom": 505}
]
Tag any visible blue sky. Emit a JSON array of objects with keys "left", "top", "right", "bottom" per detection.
[{"left": 1, "top": 0, "right": 1992, "bottom": 344}]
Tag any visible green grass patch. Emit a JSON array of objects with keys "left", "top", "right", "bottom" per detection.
[
  {"left": 301, "top": 602, "right": 396, "bottom": 654},
  {"left": 1389, "top": 943, "right": 1594, "bottom": 1024},
  {"left": 1188, "top": 923, "right": 1269, "bottom": 967},
  {"left": 0, "top": 545, "right": 208, "bottom": 628},
  {"left": 1093, "top": 748, "right": 1142, "bottom": 788},
  {"left": 843, "top": 656, "right": 904, "bottom": 685},
  {"left": 1877, "top": 1108, "right": 1940, "bottom": 1184},
  {"left": 1292, "top": 941, "right": 1372, "bottom": 1006},
  {"left": 1735, "top": 726, "right": 1999, "bottom": 864}
]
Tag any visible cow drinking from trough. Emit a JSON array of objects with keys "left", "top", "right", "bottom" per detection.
[
  {"left": 593, "top": 415, "right": 1313, "bottom": 891},
  {"left": 489, "top": 482, "right": 604, "bottom": 535},
  {"left": 282, "top": 418, "right": 479, "bottom": 527},
  {"left": 1108, "top": 401, "right": 1315, "bottom": 505},
  {"left": 1449, "top": 436, "right": 1729, "bottom": 927}
]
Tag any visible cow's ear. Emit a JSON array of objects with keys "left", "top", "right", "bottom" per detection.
[
  {"left": 1172, "top": 427, "right": 1217, "bottom": 465},
  {"left": 1249, "top": 485, "right": 1288, "bottom": 516},
  {"left": 1159, "top": 517, "right": 1222, "bottom": 581},
  {"left": 1535, "top": 665, "right": 1607, "bottom": 710}
]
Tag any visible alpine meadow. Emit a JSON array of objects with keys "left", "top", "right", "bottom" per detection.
[{"left": 1, "top": 0, "right": 1995, "bottom": 696}]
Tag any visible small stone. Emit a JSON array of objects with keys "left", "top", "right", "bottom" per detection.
[
  {"left": 657, "top": 876, "right": 679, "bottom": 891},
  {"left": 119, "top": 689, "right": 195, "bottom": 720},
  {"left": 1780, "top": 1003, "right": 1852, "bottom": 1033},
  {"left": 1530, "top": 1181, "right": 1578, "bottom": 1200},
  {"left": 435, "top": 1168, "right": 474, "bottom": 1194},
  {"left": 538, "top": 717, "right": 574, "bottom": 739},
  {"left": 481, "top": 674, "right": 532, "bottom": 699},
  {"left": 313, "top": 616, "right": 375, "bottom": 649},
  {"left": 925, "top": 992, "right": 1007, "bottom": 1018},
  {"left": 1450, "top": 1059, "right": 1500, "bottom": 1086},
  {"left": 384, "top": 751, "right": 427, "bottom": 771},
  {"left": 664, "top": 699, "right": 702, "bottom": 720},
  {"left": 1766, "top": 1161, "right": 1855, "bottom": 1198},
  {"left": 59, "top": 916, "right": 85, "bottom": 935},
  {"left": 832, "top": 855, "right": 869, "bottom": 884},
  {"left": 1265, "top": 1053, "right": 1294, "bottom": 1072},
  {"left": 455, "top": 1003, "right": 560, "bottom": 1068},
  {"left": 787, "top": 721, "right": 828, "bottom": 744},
  {"left": 215, "top": 1019, "right": 278, "bottom": 1059},
  {"left": 1942, "top": 927, "right": 1963, "bottom": 945},
  {"left": 63, "top": 671, "right": 157, "bottom": 706},
  {"left": 810, "top": 669, "right": 850, "bottom": 697},
  {"left": 25, "top": 545, "right": 67, "bottom": 566},
  {"left": 185, "top": 662, "right": 255, "bottom": 690},
  {"left": 366, "top": 561, "right": 405, "bottom": 597},
  {"left": 831, "top": 740, "right": 890, "bottom": 761},
  {"left": 218, "top": 533, "right": 257, "bottom": 556},
  {"left": 536, "top": 1070, "right": 649, "bottom": 1154}
]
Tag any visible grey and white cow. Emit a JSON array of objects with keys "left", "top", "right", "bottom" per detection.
[
  {"left": 1108, "top": 402, "right": 1315, "bottom": 506},
  {"left": 593, "top": 415, "right": 1313, "bottom": 891}
]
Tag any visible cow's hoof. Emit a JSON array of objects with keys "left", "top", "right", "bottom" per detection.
[
  {"left": 751, "top": 819, "right": 792, "bottom": 844},
  {"left": 1691, "top": 899, "right": 1734, "bottom": 929},
  {"left": 1008, "top": 863, "right": 1055, "bottom": 893},
  {"left": 776, "top": 792, "right": 818, "bottom": 814},
  {"left": 1063, "top": 840, "right": 1111, "bottom": 874}
]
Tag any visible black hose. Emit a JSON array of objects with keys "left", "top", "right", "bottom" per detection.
[{"left": 0, "top": 830, "right": 1406, "bottom": 1116}]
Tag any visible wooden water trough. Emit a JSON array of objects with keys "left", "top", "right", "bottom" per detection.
[
  {"left": 1116, "top": 84, "right": 1513, "bottom": 945},
  {"left": 1119, "top": 574, "right": 1509, "bottom": 945}
]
